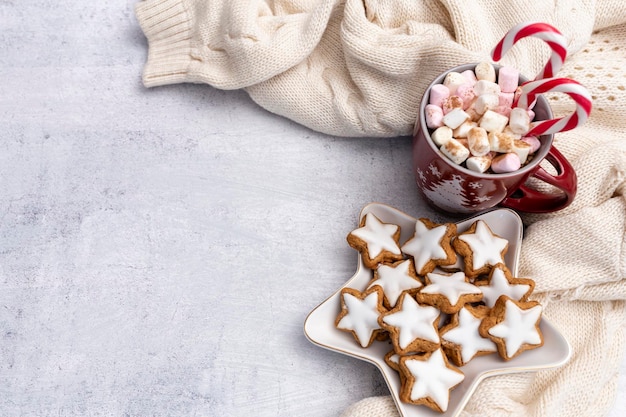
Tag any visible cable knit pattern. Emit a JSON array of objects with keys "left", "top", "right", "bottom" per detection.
[{"left": 136, "top": 1, "right": 626, "bottom": 416}]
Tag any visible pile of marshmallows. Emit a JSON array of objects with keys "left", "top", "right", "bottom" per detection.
[{"left": 425, "top": 62, "right": 541, "bottom": 174}]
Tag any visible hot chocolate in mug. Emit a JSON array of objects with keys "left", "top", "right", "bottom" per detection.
[{"left": 412, "top": 63, "right": 578, "bottom": 214}]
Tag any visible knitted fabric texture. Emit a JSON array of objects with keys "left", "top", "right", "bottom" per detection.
[{"left": 135, "top": 1, "right": 626, "bottom": 416}]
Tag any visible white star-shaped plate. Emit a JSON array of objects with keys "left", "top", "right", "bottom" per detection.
[{"left": 304, "top": 203, "right": 571, "bottom": 417}]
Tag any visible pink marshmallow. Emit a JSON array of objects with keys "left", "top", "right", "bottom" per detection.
[
  {"left": 498, "top": 92, "right": 515, "bottom": 107},
  {"left": 461, "top": 70, "right": 478, "bottom": 86},
  {"left": 491, "top": 153, "right": 521, "bottom": 173},
  {"left": 455, "top": 84, "right": 476, "bottom": 109},
  {"left": 494, "top": 105, "right": 512, "bottom": 118},
  {"left": 425, "top": 104, "right": 444, "bottom": 129},
  {"left": 429, "top": 84, "right": 450, "bottom": 107},
  {"left": 498, "top": 66, "right": 520, "bottom": 93},
  {"left": 442, "top": 95, "right": 464, "bottom": 114},
  {"left": 521, "top": 136, "right": 541, "bottom": 153}
]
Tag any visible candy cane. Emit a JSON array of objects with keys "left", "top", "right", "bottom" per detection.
[
  {"left": 516, "top": 78, "right": 592, "bottom": 136},
  {"left": 491, "top": 22, "right": 568, "bottom": 80}
]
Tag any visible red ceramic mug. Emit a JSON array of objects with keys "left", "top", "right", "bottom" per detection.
[{"left": 412, "top": 63, "right": 577, "bottom": 214}]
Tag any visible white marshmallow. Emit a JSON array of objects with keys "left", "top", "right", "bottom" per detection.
[
  {"left": 431, "top": 126, "right": 453, "bottom": 146},
  {"left": 475, "top": 62, "right": 496, "bottom": 82},
  {"left": 473, "top": 93, "right": 500, "bottom": 115},
  {"left": 466, "top": 155, "right": 492, "bottom": 173},
  {"left": 512, "top": 139, "right": 532, "bottom": 164},
  {"left": 467, "top": 127, "right": 490, "bottom": 156},
  {"left": 453, "top": 120, "right": 477, "bottom": 138},
  {"left": 440, "top": 138, "right": 470, "bottom": 165},
  {"left": 488, "top": 131, "right": 515, "bottom": 153},
  {"left": 473, "top": 80, "right": 501, "bottom": 96},
  {"left": 442, "top": 108, "right": 470, "bottom": 129},
  {"left": 479, "top": 110, "right": 509, "bottom": 133},
  {"left": 443, "top": 71, "right": 466, "bottom": 95},
  {"left": 508, "top": 107, "right": 531, "bottom": 134},
  {"left": 502, "top": 125, "right": 522, "bottom": 140}
]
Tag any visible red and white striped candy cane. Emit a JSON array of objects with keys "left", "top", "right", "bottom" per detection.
[
  {"left": 516, "top": 77, "right": 592, "bottom": 136},
  {"left": 492, "top": 22, "right": 568, "bottom": 80}
]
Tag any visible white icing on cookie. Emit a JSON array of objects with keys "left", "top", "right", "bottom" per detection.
[
  {"left": 421, "top": 271, "right": 481, "bottom": 306},
  {"left": 488, "top": 299, "right": 543, "bottom": 358},
  {"left": 337, "top": 290, "right": 383, "bottom": 348},
  {"left": 402, "top": 349, "right": 465, "bottom": 412},
  {"left": 458, "top": 220, "right": 508, "bottom": 270},
  {"left": 367, "top": 260, "right": 422, "bottom": 307},
  {"left": 350, "top": 213, "right": 401, "bottom": 259},
  {"left": 441, "top": 307, "right": 497, "bottom": 363},
  {"left": 401, "top": 219, "right": 450, "bottom": 272},
  {"left": 382, "top": 295, "right": 440, "bottom": 349},
  {"left": 479, "top": 265, "right": 531, "bottom": 308}
]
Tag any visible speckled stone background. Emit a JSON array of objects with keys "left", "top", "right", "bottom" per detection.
[{"left": 0, "top": 2, "right": 624, "bottom": 416}]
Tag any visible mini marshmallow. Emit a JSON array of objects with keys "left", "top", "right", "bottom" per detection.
[
  {"left": 498, "top": 92, "right": 515, "bottom": 107},
  {"left": 475, "top": 62, "right": 496, "bottom": 82},
  {"left": 430, "top": 126, "right": 453, "bottom": 146},
  {"left": 442, "top": 95, "right": 464, "bottom": 114},
  {"left": 467, "top": 127, "right": 490, "bottom": 156},
  {"left": 465, "top": 106, "right": 481, "bottom": 122},
  {"left": 502, "top": 125, "right": 522, "bottom": 140},
  {"left": 425, "top": 104, "right": 444, "bottom": 129},
  {"left": 461, "top": 69, "right": 478, "bottom": 85},
  {"left": 443, "top": 71, "right": 466, "bottom": 95},
  {"left": 488, "top": 131, "right": 515, "bottom": 153},
  {"left": 474, "top": 80, "right": 501, "bottom": 96},
  {"left": 479, "top": 110, "right": 509, "bottom": 133},
  {"left": 440, "top": 138, "right": 470, "bottom": 165},
  {"left": 455, "top": 84, "right": 476, "bottom": 109},
  {"left": 429, "top": 84, "right": 450, "bottom": 107},
  {"left": 508, "top": 107, "right": 531, "bottom": 134},
  {"left": 453, "top": 120, "right": 478, "bottom": 138},
  {"left": 442, "top": 108, "right": 470, "bottom": 129},
  {"left": 473, "top": 93, "right": 500, "bottom": 115},
  {"left": 521, "top": 136, "right": 541, "bottom": 153},
  {"left": 491, "top": 153, "right": 521, "bottom": 173},
  {"left": 466, "top": 155, "right": 492, "bottom": 173},
  {"left": 527, "top": 109, "right": 536, "bottom": 121},
  {"left": 497, "top": 66, "right": 520, "bottom": 93},
  {"left": 512, "top": 139, "right": 532, "bottom": 164},
  {"left": 494, "top": 105, "right": 512, "bottom": 118}
]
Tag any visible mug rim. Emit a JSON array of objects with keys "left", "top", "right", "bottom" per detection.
[{"left": 416, "top": 63, "right": 555, "bottom": 179}]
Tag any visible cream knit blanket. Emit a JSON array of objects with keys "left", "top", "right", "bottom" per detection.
[{"left": 136, "top": 1, "right": 626, "bottom": 416}]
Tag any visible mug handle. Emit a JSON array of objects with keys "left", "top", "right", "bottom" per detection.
[{"left": 500, "top": 146, "right": 577, "bottom": 213}]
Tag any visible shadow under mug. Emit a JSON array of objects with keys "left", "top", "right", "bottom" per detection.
[{"left": 412, "top": 63, "right": 577, "bottom": 215}]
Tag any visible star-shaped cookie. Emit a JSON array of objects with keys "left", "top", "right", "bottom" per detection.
[
  {"left": 366, "top": 259, "right": 423, "bottom": 308},
  {"left": 475, "top": 263, "right": 535, "bottom": 307},
  {"left": 378, "top": 292, "right": 440, "bottom": 354},
  {"left": 335, "top": 287, "right": 387, "bottom": 348},
  {"left": 453, "top": 220, "right": 508, "bottom": 278},
  {"left": 416, "top": 271, "right": 483, "bottom": 314},
  {"left": 479, "top": 296, "right": 544, "bottom": 360},
  {"left": 440, "top": 305, "right": 497, "bottom": 366},
  {"left": 398, "top": 349, "right": 465, "bottom": 412},
  {"left": 347, "top": 212, "right": 403, "bottom": 269},
  {"left": 401, "top": 218, "right": 457, "bottom": 275}
]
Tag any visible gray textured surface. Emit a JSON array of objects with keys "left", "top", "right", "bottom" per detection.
[{"left": 0, "top": 2, "right": 624, "bottom": 416}]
